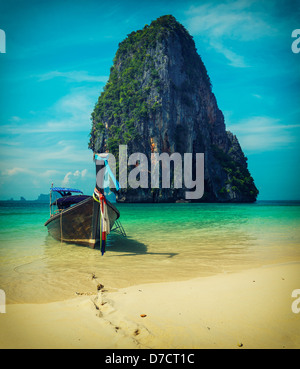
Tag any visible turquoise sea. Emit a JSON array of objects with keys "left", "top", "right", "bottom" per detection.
[{"left": 0, "top": 201, "right": 300, "bottom": 303}]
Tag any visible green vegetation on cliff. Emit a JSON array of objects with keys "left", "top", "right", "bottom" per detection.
[
  {"left": 89, "top": 15, "right": 210, "bottom": 157},
  {"left": 212, "top": 145, "right": 259, "bottom": 198},
  {"left": 89, "top": 17, "right": 178, "bottom": 154}
]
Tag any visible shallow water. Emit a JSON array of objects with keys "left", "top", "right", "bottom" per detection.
[{"left": 0, "top": 201, "right": 299, "bottom": 303}]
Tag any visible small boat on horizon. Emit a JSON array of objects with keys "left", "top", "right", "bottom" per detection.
[{"left": 44, "top": 154, "right": 125, "bottom": 254}]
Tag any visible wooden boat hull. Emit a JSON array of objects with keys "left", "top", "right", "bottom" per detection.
[{"left": 44, "top": 196, "right": 119, "bottom": 248}]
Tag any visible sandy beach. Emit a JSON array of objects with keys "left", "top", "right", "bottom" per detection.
[{"left": 0, "top": 262, "right": 299, "bottom": 349}]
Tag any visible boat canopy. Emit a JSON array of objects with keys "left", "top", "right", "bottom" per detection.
[
  {"left": 51, "top": 187, "right": 83, "bottom": 194},
  {"left": 51, "top": 194, "right": 90, "bottom": 209}
]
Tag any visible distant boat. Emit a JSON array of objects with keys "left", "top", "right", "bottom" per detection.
[{"left": 44, "top": 155, "right": 125, "bottom": 254}]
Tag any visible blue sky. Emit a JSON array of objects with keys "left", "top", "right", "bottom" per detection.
[{"left": 0, "top": 0, "right": 299, "bottom": 200}]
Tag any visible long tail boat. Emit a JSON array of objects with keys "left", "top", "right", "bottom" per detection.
[{"left": 44, "top": 154, "right": 125, "bottom": 254}]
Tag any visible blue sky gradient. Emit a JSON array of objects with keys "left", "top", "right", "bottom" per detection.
[{"left": 0, "top": 0, "right": 299, "bottom": 200}]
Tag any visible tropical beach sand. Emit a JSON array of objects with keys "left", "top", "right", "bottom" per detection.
[{"left": 0, "top": 262, "right": 299, "bottom": 349}]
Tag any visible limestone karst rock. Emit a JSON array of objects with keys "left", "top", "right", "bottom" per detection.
[{"left": 89, "top": 15, "right": 258, "bottom": 202}]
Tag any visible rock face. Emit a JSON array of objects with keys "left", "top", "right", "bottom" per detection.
[{"left": 89, "top": 15, "right": 258, "bottom": 203}]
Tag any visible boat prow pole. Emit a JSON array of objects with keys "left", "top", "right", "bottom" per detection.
[{"left": 50, "top": 182, "right": 53, "bottom": 218}]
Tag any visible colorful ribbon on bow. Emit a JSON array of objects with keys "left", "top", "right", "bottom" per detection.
[
  {"left": 93, "top": 188, "right": 110, "bottom": 255},
  {"left": 94, "top": 154, "right": 120, "bottom": 191}
]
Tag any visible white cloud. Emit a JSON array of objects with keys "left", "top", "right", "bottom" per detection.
[
  {"left": 40, "top": 170, "right": 60, "bottom": 177},
  {"left": 227, "top": 116, "right": 300, "bottom": 151},
  {"left": 9, "top": 116, "right": 22, "bottom": 122},
  {"left": 0, "top": 139, "right": 91, "bottom": 165},
  {"left": 209, "top": 41, "right": 248, "bottom": 68},
  {"left": 186, "top": 1, "right": 272, "bottom": 39},
  {"left": 184, "top": 0, "right": 274, "bottom": 68},
  {"left": 252, "top": 94, "right": 262, "bottom": 99},
  {"left": 2, "top": 167, "right": 33, "bottom": 176},
  {"left": 37, "top": 70, "right": 108, "bottom": 83},
  {"left": 62, "top": 169, "right": 88, "bottom": 186},
  {"left": 1, "top": 167, "right": 60, "bottom": 177},
  {"left": 2, "top": 87, "right": 99, "bottom": 134},
  {"left": 0, "top": 139, "right": 21, "bottom": 146},
  {"left": 39, "top": 141, "right": 91, "bottom": 163}
]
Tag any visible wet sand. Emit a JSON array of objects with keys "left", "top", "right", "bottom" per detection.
[{"left": 0, "top": 262, "right": 299, "bottom": 349}]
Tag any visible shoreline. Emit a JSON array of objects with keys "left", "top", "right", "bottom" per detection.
[{"left": 0, "top": 261, "right": 299, "bottom": 349}]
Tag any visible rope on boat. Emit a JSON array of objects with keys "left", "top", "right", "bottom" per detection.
[
  {"left": 93, "top": 188, "right": 110, "bottom": 255},
  {"left": 60, "top": 211, "right": 63, "bottom": 246}
]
